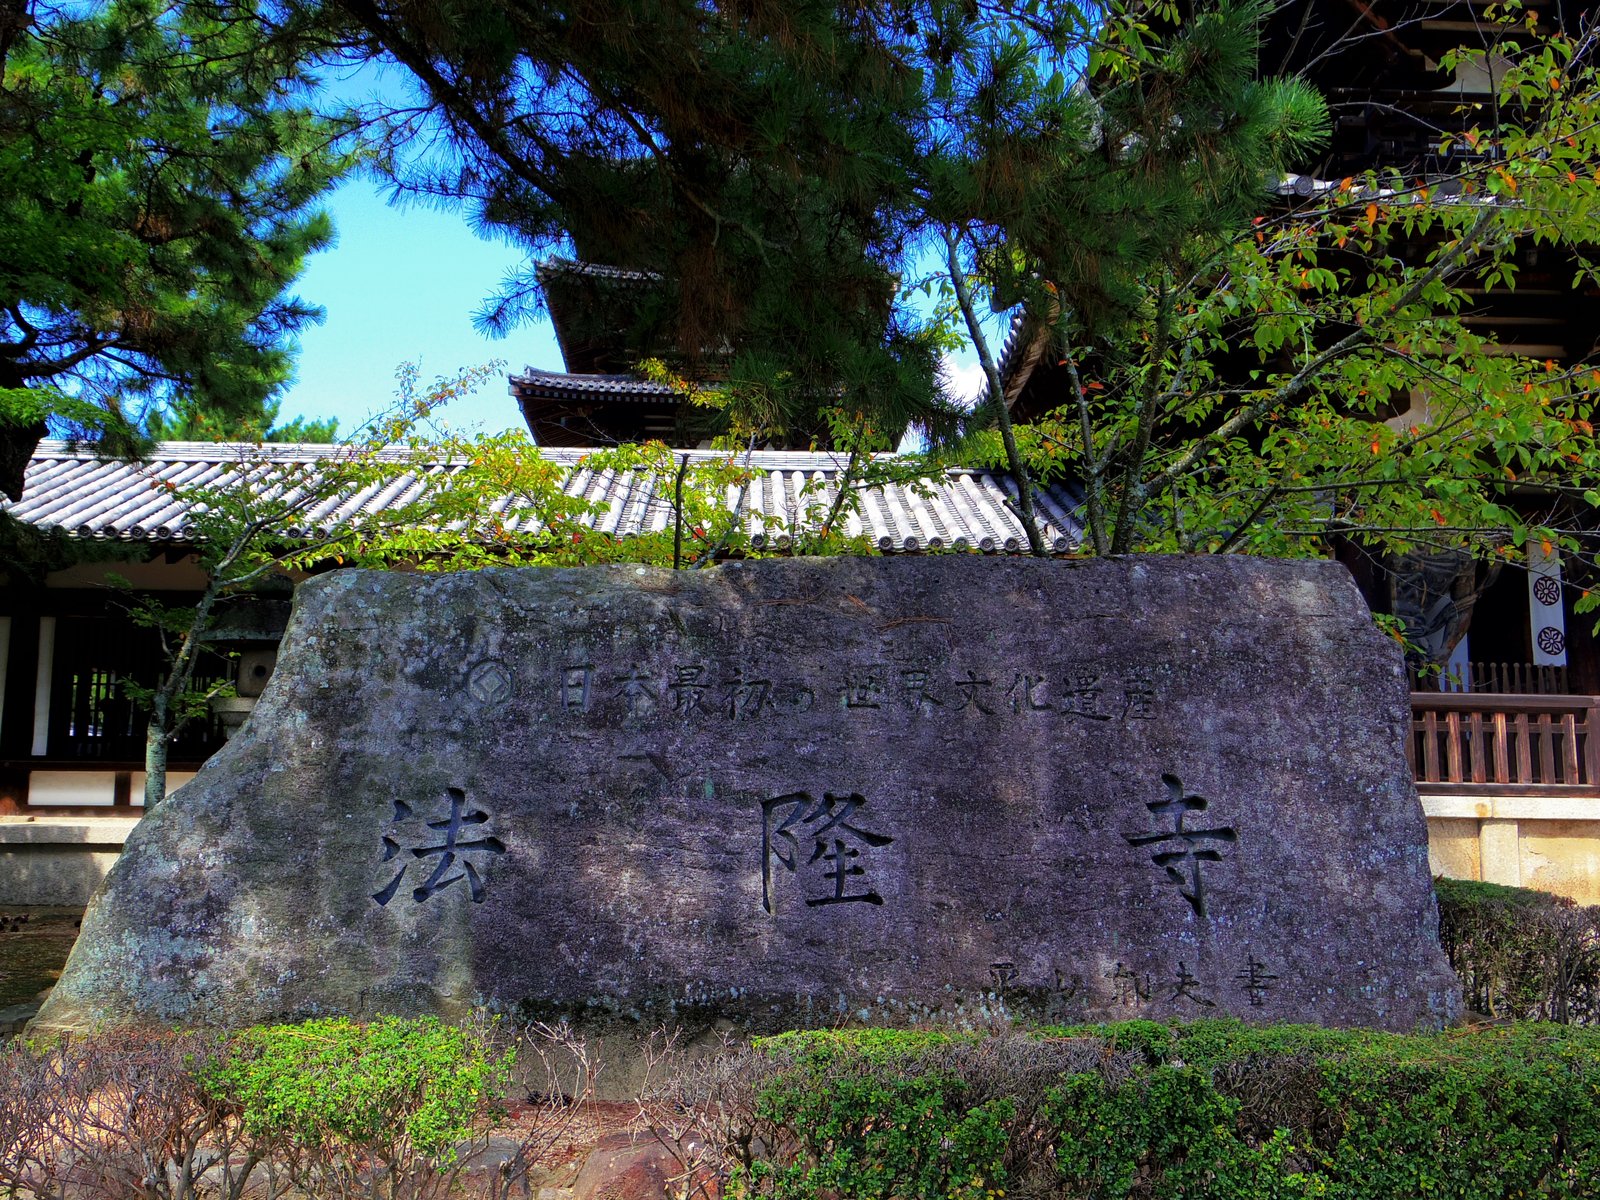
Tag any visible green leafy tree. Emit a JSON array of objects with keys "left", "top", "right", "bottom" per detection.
[
  {"left": 147, "top": 397, "right": 341, "bottom": 443},
  {"left": 0, "top": 0, "right": 352, "bottom": 498},
  {"left": 914, "top": 0, "right": 1328, "bottom": 554},
  {"left": 944, "top": 5, "right": 1600, "bottom": 601}
]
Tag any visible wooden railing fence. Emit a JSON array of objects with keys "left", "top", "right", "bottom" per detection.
[
  {"left": 1410, "top": 662, "right": 1570, "bottom": 696},
  {"left": 1409, "top": 694, "right": 1600, "bottom": 793}
]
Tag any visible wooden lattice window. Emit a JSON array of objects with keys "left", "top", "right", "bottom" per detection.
[{"left": 48, "top": 615, "right": 230, "bottom": 762}]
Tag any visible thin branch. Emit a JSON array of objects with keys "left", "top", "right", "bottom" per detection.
[
  {"left": 13, "top": 335, "right": 120, "bottom": 380},
  {"left": 1141, "top": 205, "right": 1501, "bottom": 512},
  {"left": 945, "top": 227, "right": 1046, "bottom": 556},
  {"left": 1059, "top": 348, "right": 1109, "bottom": 555},
  {"left": 1110, "top": 275, "right": 1172, "bottom": 555}
]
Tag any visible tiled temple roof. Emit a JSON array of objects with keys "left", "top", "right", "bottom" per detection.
[
  {"left": 510, "top": 369, "right": 679, "bottom": 401},
  {"left": 6, "top": 442, "right": 1085, "bottom": 554}
]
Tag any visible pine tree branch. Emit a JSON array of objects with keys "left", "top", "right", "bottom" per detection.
[
  {"left": 13, "top": 335, "right": 120, "bottom": 381},
  {"left": 335, "top": 0, "right": 563, "bottom": 199}
]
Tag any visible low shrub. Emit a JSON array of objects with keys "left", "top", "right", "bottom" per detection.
[
  {"left": 0, "top": 1015, "right": 585, "bottom": 1200},
  {"left": 210, "top": 1015, "right": 512, "bottom": 1165},
  {"left": 718, "top": 1021, "right": 1600, "bottom": 1200},
  {"left": 205, "top": 1015, "right": 514, "bottom": 1198},
  {"left": 0, "top": 1028, "right": 253, "bottom": 1200},
  {"left": 1435, "top": 876, "right": 1600, "bottom": 1023}
]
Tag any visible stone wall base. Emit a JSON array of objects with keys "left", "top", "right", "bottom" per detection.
[
  {"left": 0, "top": 818, "right": 138, "bottom": 906},
  {"left": 1425, "top": 797, "right": 1600, "bottom": 905}
]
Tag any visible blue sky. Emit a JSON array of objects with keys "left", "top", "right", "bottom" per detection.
[{"left": 281, "top": 177, "right": 558, "bottom": 437}]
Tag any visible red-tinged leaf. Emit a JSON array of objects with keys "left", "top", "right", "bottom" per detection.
[
  {"left": 1542, "top": 537, "right": 1555, "bottom": 556},
  {"left": 1370, "top": 438, "right": 1381, "bottom": 455},
  {"left": 1365, "top": 202, "right": 1379, "bottom": 225},
  {"left": 1431, "top": 509, "right": 1446, "bottom": 526}
]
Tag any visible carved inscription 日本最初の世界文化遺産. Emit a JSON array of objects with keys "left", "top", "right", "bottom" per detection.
[{"left": 553, "top": 662, "right": 1163, "bottom": 723}]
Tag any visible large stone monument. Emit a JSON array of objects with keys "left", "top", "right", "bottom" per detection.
[{"left": 35, "top": 557, "right": 1459, "bottom": 1033}]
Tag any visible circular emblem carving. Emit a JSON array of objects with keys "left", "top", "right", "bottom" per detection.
[
  {"left": 467, "top": 660, "right": 514, "bottom": 706},
  {"left": 1537, "top": 626, "right": 1567, "bottom": 657},
  {"left": 1533, "top": 575, "right": 1561, "bottom": 607}
]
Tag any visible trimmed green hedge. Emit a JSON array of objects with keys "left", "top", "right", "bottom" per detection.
[
  {"left": 739, "top": 1021, "right": 1600, "bottom": 1199},
  {"left": 1435, "top": 877, "right": 1600, "bottom": 1023}
]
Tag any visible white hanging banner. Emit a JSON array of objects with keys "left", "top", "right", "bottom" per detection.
[
  {"left": 1528, "top": 541, "right": 1568, "bottom": 666},
  {"left": 1444, "top": 633, "right": 1471, "bottom": 692}
]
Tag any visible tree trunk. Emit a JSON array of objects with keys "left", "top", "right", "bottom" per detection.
[
  {"left": 141, "top": 572, "right": 228, "bottom": 811},
  {"left": 144, "top": 692, "right": 169, "bottom": 809},
  {"left": 944, "top": 231, "right": 1047, "bottom": 557},
  {"left": 0, "top": 0, "right": 28, "bottom": 83}
]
